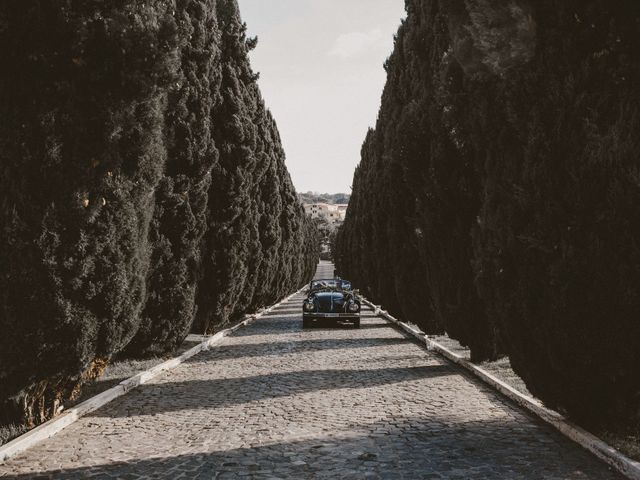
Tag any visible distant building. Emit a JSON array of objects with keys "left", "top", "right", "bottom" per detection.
[{"left": 304, "top": 203, "right": 348, "bottom": 227}]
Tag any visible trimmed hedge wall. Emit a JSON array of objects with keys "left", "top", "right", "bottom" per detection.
[
  {"left": 336, "top": 0, "right": 640, "bottom": 428},
  {"left": 0, "top": 0, "right": 319, "bottom": 428}
]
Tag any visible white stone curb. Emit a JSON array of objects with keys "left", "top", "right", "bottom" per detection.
[
  {"left": 0, "top": 287, "right": 306, "bottom": 464},
  {"left": 362, "top": 298, "right": 640, "bottom": 480}
]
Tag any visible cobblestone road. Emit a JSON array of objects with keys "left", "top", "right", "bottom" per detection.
[{"left": 0, "top": 263, "right": 623, "bottom": 479}]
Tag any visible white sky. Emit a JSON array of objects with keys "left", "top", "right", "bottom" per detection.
[{"left": 237, "top": 0, "right": 406, "bottom": 193}]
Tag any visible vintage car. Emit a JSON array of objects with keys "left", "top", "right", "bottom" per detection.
[{"left": 302, "top": 278, "right": 361, "bottom": 328}]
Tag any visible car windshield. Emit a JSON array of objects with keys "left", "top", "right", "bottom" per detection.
[{"left": 310, "top": 279, "right": 352, "bottom": 291}]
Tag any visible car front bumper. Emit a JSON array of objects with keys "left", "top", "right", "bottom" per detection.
[{"left": 303, "top": 312, "right": 360, "bottom": 320}]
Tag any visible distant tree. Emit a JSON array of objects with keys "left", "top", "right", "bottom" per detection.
[
  {"left": 313, "top": 217, "right": 331, "bottom": 242},
  {"left": 298, "top": 192, "right": 351, "bottom": 205}
]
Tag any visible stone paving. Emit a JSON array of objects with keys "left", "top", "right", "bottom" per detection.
[{"left": 0, "top": 263, "right": 624, "bottom": 479}]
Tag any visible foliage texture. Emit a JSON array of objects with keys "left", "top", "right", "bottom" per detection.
[
  {"left": 0, "top": 0, "right": 318, "bottom": 429},
  {"left": 336, "top": 0, "right": 640, "bottom": 427},
  {"left": 193, "top": 0, "right": 319, "bottom": 334}
]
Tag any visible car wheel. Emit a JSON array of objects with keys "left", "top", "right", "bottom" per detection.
[
  {"left": 353, "top": 319, "right": 360, "bottom": 328},
  {"left": 303, "top": 318, "right": 311, "bottom": 329}
]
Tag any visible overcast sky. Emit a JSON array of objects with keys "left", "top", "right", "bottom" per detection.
[{"left": 237, "top": 0, "right": 406, "bottom": 194}]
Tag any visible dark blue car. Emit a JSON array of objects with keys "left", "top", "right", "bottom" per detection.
[{"left": 302, "top": 279, "right": 361, "bottom": 328}]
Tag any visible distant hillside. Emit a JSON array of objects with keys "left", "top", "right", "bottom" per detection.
[{"left": 298, "top": 192, "right": 350, "bottom": 205}]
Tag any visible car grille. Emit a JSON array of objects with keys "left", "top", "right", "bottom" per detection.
[{"left": 316, "top": 297, "right": 345, "bottom": 312}]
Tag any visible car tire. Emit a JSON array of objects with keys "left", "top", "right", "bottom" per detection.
[
  {"left": 303, "top": 318, "right": 311, "bottom": 329},
  {"left": 353, "top": 319, "right": 360, "bottom": 328}
]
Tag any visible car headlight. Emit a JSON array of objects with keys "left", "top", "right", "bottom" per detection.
[
  {"left": 348, "top": 302, "right": 360, "bottom": 312},
  {"left": 304, "top": 301, "right": 315, "bottom": 311}
]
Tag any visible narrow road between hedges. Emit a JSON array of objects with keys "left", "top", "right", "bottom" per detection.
[{"left": 0, "top": 262, "right": 623, "bottom": 479}]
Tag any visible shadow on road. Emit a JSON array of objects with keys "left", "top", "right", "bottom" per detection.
[
  {"left": 7, "top": 415, "right": 621, "bottom": 479},
  {"left": 231, "top": 316, "right": 390, "bottom": 337},
  {"left": 183, "top": 337, "right": 412, "bottom": 363},
  {"left": 90, "top": 364, "right": 454, "bottom": 417}
]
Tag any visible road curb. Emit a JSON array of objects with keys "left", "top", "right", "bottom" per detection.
[
  {"left": 362, "top": 298, "right": 640, "bottom": 480},
  {"left": 0, "top": 287, "right": 305, "bottom": 464}
]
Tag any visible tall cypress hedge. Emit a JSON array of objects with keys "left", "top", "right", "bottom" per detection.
[
  {"left": 194, "top": 0, "right": 263, "bottom": 332},
  {"left": 0, "top": 0, "right": 318, "bottom": 429},
  {"left": 336, "top": 1, "right": 498, "bottom": 360},
  {"left": 469, "top": 0, "right": 640, "bottom": 427},
  {"left": 0, "top": 0, "right": 180, "bottom": 426},
  {"left": 337, "top": 0, "right": 640, "bottom": 426},
  {"left": 124, "top": 0, "right": 221, "bottom": 357},
  {"left": 194, "top": 0, "right": 317, "bottom": 334}
]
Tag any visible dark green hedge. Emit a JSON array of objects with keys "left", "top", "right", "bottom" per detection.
[
  {"left": 470, "top": 0, "right": 640, "bottom": 427},
  {"left": 336, "top": 0, "right": 640, "bottom": 427},
  {"left": 124, "top": 0, "right": 220, "bottom": 357},
  {"left": 0, "top": 0, "right": 318, "bottom": 428},
  {"left": 0, "top": 0, "right": 180, "bottom": 427},
  {"left": 193, "top": 0, "right": 318, "bottom": 334},
  {"left": 336, "top": 1, "right": 497, "bottom": 360}
]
